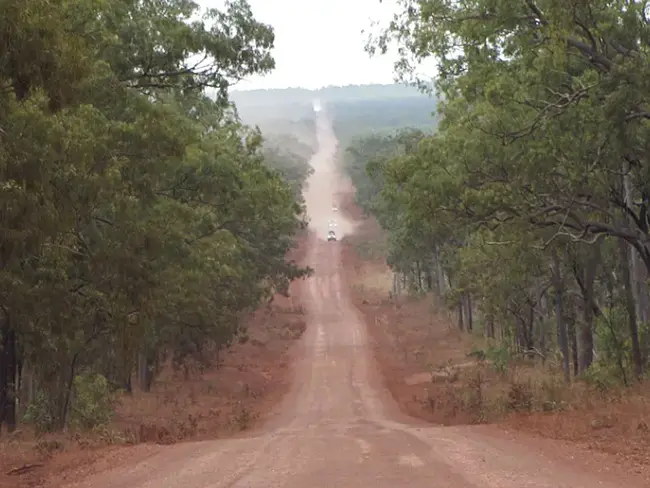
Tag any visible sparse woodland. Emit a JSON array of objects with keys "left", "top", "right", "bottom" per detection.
[
  {"left": 0, "top": 0, "right": 313, "bottom": 434},
  {"left": 343, "top": 0, "right": 650, "bottom": 390},
  {"left": 4, "top": 0, "right": 649, "bottom": 448}
]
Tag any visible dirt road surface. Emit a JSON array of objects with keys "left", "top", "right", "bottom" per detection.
[{"left": 59, "top": 105, "right": 647, "bottom": 488}]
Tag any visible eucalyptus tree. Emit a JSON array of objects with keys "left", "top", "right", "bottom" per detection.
[
  {"left": 355, "top": 0, "right": 650, "bottom": 380},
  {"left": 0, "top": 0, "right": 310, "bottom": 432}
]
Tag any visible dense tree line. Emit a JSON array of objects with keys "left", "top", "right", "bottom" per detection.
[
  {"left": 230, "top": 83, "right": 427, "bottom": 108},
  {"left": 0, "top": 0, "right": 311, "bottom": 433},
  {"left": 330, "top": 96, "right": 438, "bottom": 150},
  {"left": 348, "top": 0, "right": 650, "bottom": 385},
  {"left": 262, "top": 133, "right": 315, "bottom": 204}
]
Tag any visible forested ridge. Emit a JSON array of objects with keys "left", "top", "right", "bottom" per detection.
[
  {"left": 0, "top": 0, "right": 313, "bottom": 434},
  {"left": 229, "top": 83, "right": 427, "bottom": 107},
  {"left": 345, "top": 0, "right": 650, "bottom": 387},
  {"left": 331, "top": 96, "right": 438, "bottom": 150}
]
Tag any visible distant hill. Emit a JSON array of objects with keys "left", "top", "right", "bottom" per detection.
[
  {"left": 226, "top": 83, "right": 437, "bottom": 137},
  {"left": 222, "top": 83, "right": 439, "bottom": 158},
  {"left": 228, "top": 83, "right": 428, "bottom": 109},
  {"left": 328, "top": 96, "right": 438, "bottom": 146}
]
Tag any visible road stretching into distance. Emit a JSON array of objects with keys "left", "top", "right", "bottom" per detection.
[{"left": 61, "top": 104, "right": 646, "bottom": 488}]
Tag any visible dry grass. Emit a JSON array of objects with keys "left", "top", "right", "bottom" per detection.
[{"left": 113, "top": 302, "right": 306, "bottom": 443}]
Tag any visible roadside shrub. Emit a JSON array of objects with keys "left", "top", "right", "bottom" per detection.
[
  {"left": 464, "top": 370, "right": 488, "bottom": 422},
  {"left": 583, "top": 364, "right": 619, "bottom": 392},
  {"left": 506, "top": 379, "right": 534, "bottom": 412},
  {"left": 485, "top": 343, "right": 510, "bottom": 376},
  {"left": 537, "top": 376, "right": 568, "bottom": 412},
  {"left": 69, "top": 373, "right": 119, "bottom": 430},
  {"left": 23, "top": 391, "right": 56, "bottom": 432},
  {"left": 593, "top": 306, "right": 631, "bottom": 386}
]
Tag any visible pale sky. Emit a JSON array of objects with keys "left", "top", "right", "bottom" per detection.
[{"left": 198, "top": 0, "right": 403, "bottom": 90}]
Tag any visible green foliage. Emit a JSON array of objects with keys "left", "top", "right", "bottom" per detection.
[
  {"left": 592, "top": 307, "right": 633, "bottom": 385},
  {"left": 0, "top": 0, "right": 310, "bottom": 431},
  {"left": 349, "top": 0, "right": 650, "bottom": 383},
  {"left": 70, "top": 374, "right": 118, "bottom": 430},
  {"left": 354, "top": 236, "right": 388, "bottom": 261},
  {"left": 23, "top": 392, "right": 56, "bottom": 432},
  {"left": 469, "top": 344, "right": 511, "bottom": 376},
  {"left": 23, "top": 374, "right": 118, "bottom": 431},
  {"left": 330, "top": 97, "right": 438, "bottom": 149},
  {"left": 262, "top": 132, "right": 315, "bottom": 204},
  {"left": 583, "top": 365, "right": 619, "bottom": 392},
  {"left": 486, "top": 344, "right": 511, "bottom": 376}
]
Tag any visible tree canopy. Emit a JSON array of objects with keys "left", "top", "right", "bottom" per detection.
[
  {"left": 0, "top": 0, "right": 311, "bottom": 432},
  {"left": 350, "top": 0, "right": 650, "bottom": 383}
]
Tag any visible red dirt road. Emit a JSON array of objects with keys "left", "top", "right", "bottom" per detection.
[{"left": 55, "top": 106, "right": 648, "bottom": 488}]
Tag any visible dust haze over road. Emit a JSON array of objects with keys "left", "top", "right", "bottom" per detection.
[
  {"left": 60, "top": 105, "right": 647, "bottom": 488},
  {"left": 302, "top": 100, "right": 356, "bottom": 240}
]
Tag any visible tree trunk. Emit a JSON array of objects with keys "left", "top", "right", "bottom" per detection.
[
  {"left": 568, "top": 318, "right": 579, "bottom": 376},
  {"left": 538, "top": 292, "right": 548, "bottom": 362},
  {"left": 623, "top": 168, "right": 648, "bottom": 367},
  {"left": 634, "top": 265, "right": 649, "bottom": 324},
  {"left": 425, "top": 266, "right": 433, "bottom": 291},
  {"left": 0, "top": 312, "right": 17, "bottom": 434},
  {"left": 527, "top": 300, "right": 535, "bottom": 351},
  {"left": 392, "top": 272, "right": 399, "bottom": 297},
  {"left": 579, "top": 285, "right": 595, "bottom": 374},
  {"left": 144, "top": 362, "right": 155, "bottom": 392},
  {"left": 605, "top": 271, "right": 615, "bottom": 309},
  {"left": 619, "top": 239, "right": 644, "bottom": 379},
  {"left": 434, "top": 245, "right": 446, "bottom": 296},
  {"left": 551, "top": 252, "right": 570, "bottom": 381},
  {"left": 137, "top": 352, "right": 146, "bottom": 391},
  {"left": 17, "top": 363, "right": 35, "bottom": 421},
  {"left": 60, "top": 352, "right": 81, "bottom": 431},
  {"left": 635, "top": 262, "right": 650, "bottom": 363},
  {"left": 466, "top": 293, "right": 473, "bottom": 331},
  {"left": 516, "top": 317, "right": 527, "bottom": 352},
  {"left": 571, "top": 242, "right": 601, "bottom": 374},
  {"left": 138, "top": 351, "right": 157, "bottom": 392},
  {"left": 124, "top": 373, "right": 133, "bottom": 394},
  {"left": 486, "top": 312, "right": 495, "bottom": 339}
]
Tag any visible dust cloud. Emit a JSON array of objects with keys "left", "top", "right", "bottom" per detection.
[{"left": 303, "top": 101, "right": 357, "bottom": 240}]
